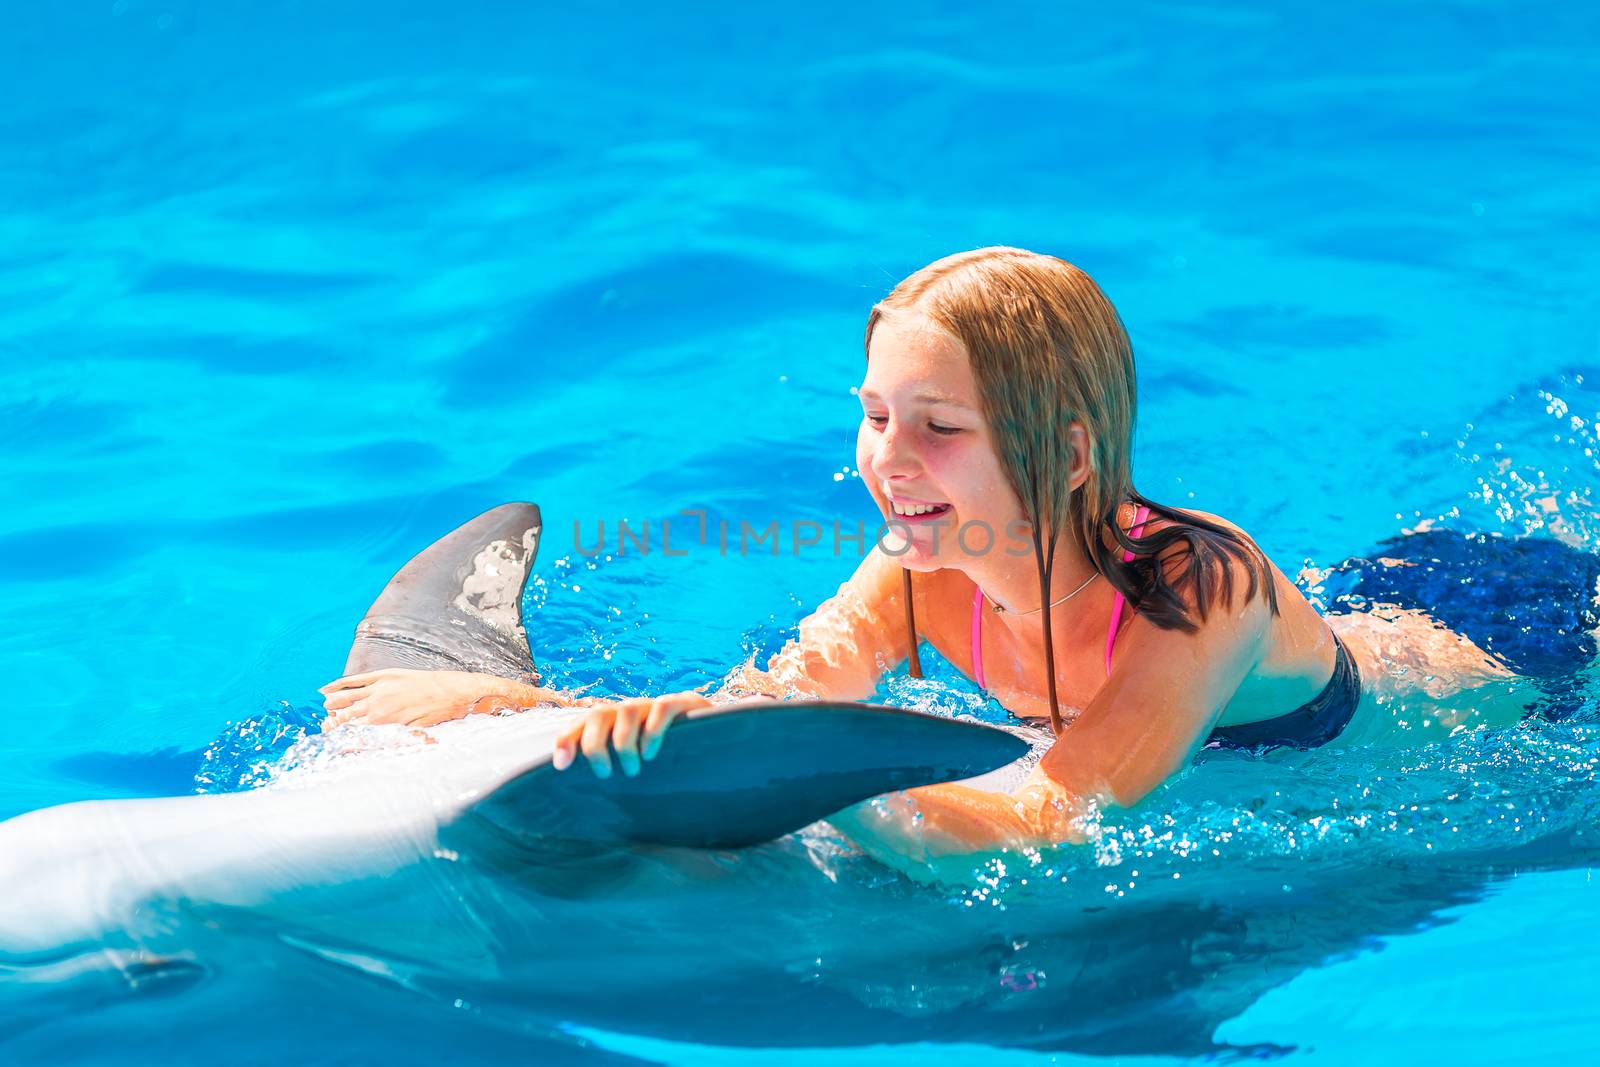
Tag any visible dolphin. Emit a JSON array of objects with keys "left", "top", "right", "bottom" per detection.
[{"left": 0, "top": 503, "right": 1027, "bottom": 968}]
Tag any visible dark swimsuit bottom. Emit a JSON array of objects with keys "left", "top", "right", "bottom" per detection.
[{"left": 1203, "top": 633, "right": 1361, "bottom": 751}]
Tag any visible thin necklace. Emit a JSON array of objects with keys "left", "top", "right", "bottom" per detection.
[{"left": 982, "top": 571, "right": 1100, "bottom": 615}]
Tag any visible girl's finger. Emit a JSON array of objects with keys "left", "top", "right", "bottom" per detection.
[
  {"left": 349, "top": 706, "right": 383, "bottom": 726},
  {"left": 319, "top": 671, "right": 388, "bottom": 693},
  {"left": 579, "top": 711, "right": 615, "bottom": 778},
  {"left": 612, "top": 703, "right": 645, "bottom": 778},
  {"left": 551, "top": 738, "right": 575, "bottom": 770},
  {"left": 551, "top": 722, "right": 585, "bottom": 770},
  {"left": 322, "top": 688, "right": 364, "bottom": 711},
  {"left": 641, "top": 698, "right": 679, "bottom": 761},
  {"left": 323, "top": 700, "right": 361, "bottom": 730}
]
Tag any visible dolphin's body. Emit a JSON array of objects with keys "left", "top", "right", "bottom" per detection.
[{"left": 0, "top": 504, "right": 1028, "bottom": 970}]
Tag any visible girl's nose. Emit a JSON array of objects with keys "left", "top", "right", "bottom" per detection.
[{"left": 872, "top": 420, "right": 921, "bottom": 480}]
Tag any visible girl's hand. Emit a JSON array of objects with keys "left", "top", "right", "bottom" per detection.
[
  {"left": 552, "top": 692, "right": 713, "bottom": 778},
  {"left": 319, "top": 668, "right": 555, "bottom": 729}
]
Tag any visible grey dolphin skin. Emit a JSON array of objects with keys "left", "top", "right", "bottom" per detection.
[
  {"left": 343, "top": 501, "right": 543, "bottom": 681},
  {"left": 0, "top": 503, "right": 1028, "bottom": 967}
]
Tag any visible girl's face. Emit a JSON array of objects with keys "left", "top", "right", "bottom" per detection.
[{"left": 856, "top": 313, "right": 1025, "bottom": 571}]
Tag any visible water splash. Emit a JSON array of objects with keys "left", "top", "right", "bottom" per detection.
[
  {"left": 193, "top": 700, "right": 322, "bottom": 792},
  {"left": 1437, "top": 368, "right": 1599, "bottom": 545},
  {"left": 193, "top": 700, "right": 450, "bottom": 793}
]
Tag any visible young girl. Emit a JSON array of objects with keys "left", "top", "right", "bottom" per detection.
[{"left": 321, "top": 247, "right": 1597, "bottom": 879}]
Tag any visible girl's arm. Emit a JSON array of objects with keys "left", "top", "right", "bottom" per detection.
[
  {"left": 716, "top": 545, "right": 918, "bottom": 702},
  {"left": 829, "top": 553, "right": 1275, "bottom": 882},
  {"left": 320, "top": 670, "right": 578, "bottom": 729}
]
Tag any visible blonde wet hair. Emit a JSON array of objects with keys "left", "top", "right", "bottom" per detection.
[{"left": 865, "top": 246, "right": 1278, "bottom": 732}]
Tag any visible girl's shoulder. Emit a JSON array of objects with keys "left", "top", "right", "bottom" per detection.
[
  {"left": 1124, "top": 503, "right": 1279, "bottom": 622},
  {"left": 1133, "top": 502, "right": 1253, "bottom": 541},
  {"left": 1130, "top": 503, "right": 1267, "bottom": 561}
]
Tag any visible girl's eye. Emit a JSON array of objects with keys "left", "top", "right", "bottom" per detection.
[{"left": 863, "top": 414, "right": 961, "bottom": 435}]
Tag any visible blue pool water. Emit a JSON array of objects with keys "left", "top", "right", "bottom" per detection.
[{"left": 4, "top": 2, "right": 1599, "bottom": 1063}]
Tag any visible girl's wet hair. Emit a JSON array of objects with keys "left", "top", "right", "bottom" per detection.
[{"left": 866, "top": 246, "right": 1280, "bottom": 733}]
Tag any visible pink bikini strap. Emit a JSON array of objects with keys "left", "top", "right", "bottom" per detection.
[
  {"left": 971, "top": 584, "right": 988, "bottom": 690},
  {"left": 1104, "top": 504, "right": 1151, "bottom": 676}
]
